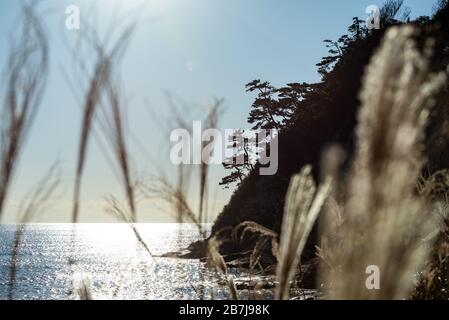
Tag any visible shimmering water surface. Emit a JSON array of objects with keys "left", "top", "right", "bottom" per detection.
[{"left": 0, "top": 223, "right": 240, "bottom": 300}]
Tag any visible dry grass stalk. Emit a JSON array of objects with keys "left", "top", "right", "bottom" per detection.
[
  {"left": 143, "top": 101, "right": 223, "bottom": 233},
  {"left": 105, "top": 195, "right": 153, "bottom": 257},
  {"left": 70, "top": 24, "right": 135, "bottom": 224},
  {"left": 319, "top": 26, "right": 448, "bottom": 299},
  {"left": 232, "top": 221, "right": 278, "bottom": 243},
  {"left": 64, "top": 16, "right": 152, "bottom": 297},
  {"left": 108, "top": 90, "right": 135, "bottom": 215},
  {"left": 250, "top": 236, "right": 270, "bottom": 271},
  {"left": 99, "top": 69, "right": 154, "bottom": 256},
  {"left": 199, "top": 103, "right": 222, "bottom": 227},
  {"left": 232, "top": 221, "right": 279, "bottom": 275},
  {"left": 0, "top": 4, "right": 59, "bottom": 301},
  {"left": 413, "top": 171, "right": 449, "bottom": 299},
  {"left": 418, "top": 169, "right": 449, "bottom": 201},
  {"left": 0, "top": 4, "right": 48, "bottom": 218},
  {"left": 73, "top": 273, "right": 93, "bottom": 300},
  {"left": 143, "top": 102, "right": 224, "bottom": 298},
  {"left": 8, "top": 163, "right": 60, "bottom": 299},
  {"left": 206, "top": 236, "right": 239, "bottom": 300},
  {"left": 143, "top": 175, "right": 202, "bottom": 228},
  {"left": 275, "top": 165, "right": 331, "bottom": 300}
]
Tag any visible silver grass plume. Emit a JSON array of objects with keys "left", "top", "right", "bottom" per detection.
[
  {"left": 276, "top": 165, "right": 331, "bottom": 300},
  {"left": 320, "top": 26, "right": 447, "bottom": 300}
]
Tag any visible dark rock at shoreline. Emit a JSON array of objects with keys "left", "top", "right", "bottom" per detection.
[{"left": 160, "top": 240, "right": 208, "bottom": 259}]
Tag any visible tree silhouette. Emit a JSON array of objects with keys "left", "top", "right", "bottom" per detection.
[
  {"left": 316, "top": 37, "right": 346, "bottom": 77},
  {"left": 316, "top": 16, "right": 372, "bottom": 78},
  {"left": 220, "top": 129, "right": 255, "bottom": 189},
  {"left": 277, "top": 82, "right": 312, "bottom": 127},
  {"left": 246, "top": 80, "right": 280, "bottom": 130},
  {"left": 380, "top": 0, "right": 404, "bottom": 26},
  {"left": 246, "top": 80, "right": 311, "bottom": 130},
  {"left": 348, "top": 17, "right": 366, "bottom": 40}
]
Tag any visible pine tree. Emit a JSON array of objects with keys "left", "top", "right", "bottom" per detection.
[
  {"left": 277, "top": 82, "right": 312, "bottom": 127},
  {"left": 219, "top": 129, "right": 255, "bottom": 189},
  {"left": 316, "top": 38, "right": 346, "bottom": 77},
  {"left": 246, "top": 80, "right": 280, "bottom": 130}
]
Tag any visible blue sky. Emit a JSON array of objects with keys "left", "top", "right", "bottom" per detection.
[{"left": 0, "top": 0, "right": 437, "bottom": 222}]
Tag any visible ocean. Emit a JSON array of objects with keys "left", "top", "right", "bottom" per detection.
[{"left": 0, "top": 223, "right": 240, "bottom": 300}]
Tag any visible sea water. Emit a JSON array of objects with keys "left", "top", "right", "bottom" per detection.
[{"left": 0, "top": 223, "right": 234, "bottom": 300}]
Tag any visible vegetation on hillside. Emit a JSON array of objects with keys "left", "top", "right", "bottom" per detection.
[{"left": 209, "top": 0, "right": 449, "bottom": 299}]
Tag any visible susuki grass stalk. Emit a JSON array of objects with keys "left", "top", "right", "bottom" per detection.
[
  {"left": 412, "top": 170, "right": 449, "bottom": 299},
  {"left": 99, "top": 71, "right": 156, "bottom": 258},
  {"left": 207, "top": 235, "right": 239, "bottom": 300},
  {"left": 0, "top": 4, "right": 55, "bottom": 300},
  {"left": 275, "top": 166, "right": 331, "bottom": 300},
  {"left": 64, "top": 16, "right": 153, "bottom": 298},
  {"left": 142, "top": 101, "right": 227, "bottom": 299},
  {"left": 319, "top": 26, "right": 448, "bottom": 299},
  {"left": 0, "top": 4, "right": 48, "bottom": 219},
  {"left": 8, "top": 163, "right": 60, "bottom": 299},
  {"left": 143, "top": 101, "right": 223, "bottom": 231},
  {"left": 66, "top": 27, "right": 135, "bottom": 296},
  {"left": 199, "top": 103, "right": 221, "bottom": 234},
  {"left": 70, "top": 24, "right": 135, "bottom": 224}
]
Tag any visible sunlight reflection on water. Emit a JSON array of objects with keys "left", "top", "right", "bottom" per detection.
[{"left": 0, "top": 223, "right": 241, "bottom": 300}]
